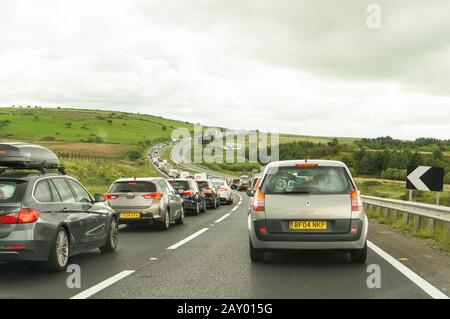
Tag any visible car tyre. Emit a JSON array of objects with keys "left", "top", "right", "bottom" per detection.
[
  {"left": 100, "top": 217, "right": 119, "bottom": 253},
  {"left": 249, "top": 238, "right": 265, "bottom": 263},
  {"left": 175, "top": 207, "right": 185, "bottom": 225},
  {"left": 45, "top": 227, "right": 70, "bottom": 272},
  {"left": 194, "top": 201, "right": 200, "bottom": 216},
  {"left": 350, "top": 242, "right": 367, "bottom": 263},
  {"left": 201, "top": 200, "right": 207, "bottom": 213},
  {"left": 159, "top": 209, "right": 170, "bottom": 231}
]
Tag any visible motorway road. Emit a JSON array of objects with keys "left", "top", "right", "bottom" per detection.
[
  {"left": 0, "top": 190, "right": 435, "bottom": 299},
  {"left": 0, "top": 141, "right": 447, "bottom": 299}
]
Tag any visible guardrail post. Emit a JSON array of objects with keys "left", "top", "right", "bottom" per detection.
[
  {"left": 413, "top": 215, "right": 421, "bottom": 231},
  {"left": 444, "top": 222, "right": 450, "bottom": 242},
  {"left": 383, "top": 208, "right": 389, "bottom": 218},
  {"left": 427, "top": 218, "right": 435, "bottom": 232},
  {"left": 392, "top": 209, "right": 398, "bottom": 221},
  {"left": 402, "top": 212, "right": 409, "bottom": 225}
]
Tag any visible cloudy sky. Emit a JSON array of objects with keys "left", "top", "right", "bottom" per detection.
[{"left": 0, "top": 0, "right": 449, "bottom": 139}]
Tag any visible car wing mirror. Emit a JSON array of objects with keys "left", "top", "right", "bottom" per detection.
[
  {"left": 246, "top": 190, "right": 254, "bottom": 197},
  {"left": 94, "top": 194, "right": 106, "bottom": 202}
]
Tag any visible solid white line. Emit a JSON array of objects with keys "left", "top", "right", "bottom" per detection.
[
  {"left": 167, "top": 228, "right": 209, "bottom": 250},
  {"left": 367, "top": 241, "right": 448, "bottom": 299},
  {"left": 215, "top": 213, "right": 231, "bottom": 223},
  {"left": 70, "top": 270, "right": 135, "bottom": 299}
]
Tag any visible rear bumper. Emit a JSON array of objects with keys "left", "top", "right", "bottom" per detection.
[
  {"left": 248, "top": 215, "right": 368, "bottom": 250},
  {"left": 182, "top": 199, "right": 199, "bottom": 211},
  {"left": 0, "top": 240, "right": 51, "bottom": 262}
]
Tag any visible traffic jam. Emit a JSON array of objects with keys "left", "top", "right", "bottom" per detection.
[
  {"left": 0, "top": 142, "right": 260, "bottom": 271},
  {"left": 0, "top": 141, "right": 369, "bottom": 273}
]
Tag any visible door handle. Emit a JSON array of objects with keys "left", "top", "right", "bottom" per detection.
[
  {"left": 63, "top": 208, "right": 69, "bottom": 213},
  {"left": 82, "top": 204, "right": 92, "bottom": 211}
]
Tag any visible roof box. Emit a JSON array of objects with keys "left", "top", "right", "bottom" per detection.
[{"left": 0, "top": 142, "right": 61, "bottom": 172}]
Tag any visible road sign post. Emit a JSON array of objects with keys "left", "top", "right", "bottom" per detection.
[{"left": 406, "top": 166, "right": 444, "bottom": 203}]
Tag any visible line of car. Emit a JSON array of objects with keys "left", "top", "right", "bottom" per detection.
[{"left": 0, "top": 142, "right": 239, "bottom": 272}]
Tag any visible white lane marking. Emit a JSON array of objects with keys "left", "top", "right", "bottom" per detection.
[
  {"left": 167, "top": 228, "right": 209, "bottom": 250},
  {"left": 70, "top": 270, "right": 135, "bottom": 299},
  {"left": 238, "top": 201, "right": 242, "bottom": 205},
  {"left": 231, "top": 206, "right": 239, "bottom": 212},
  {"left": 215, "top": 213, "right": 231, "bottom": 223},
  {"left": 368, "top": 241, "right": 448, "bottom": 299}
]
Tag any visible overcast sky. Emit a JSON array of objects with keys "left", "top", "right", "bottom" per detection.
[{"left": 0, "top": 0, "right": 449, "bottom": 139}]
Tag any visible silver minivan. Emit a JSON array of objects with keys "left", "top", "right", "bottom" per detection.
[{"left": 248, "top": 160, "right": 368, "bottom": 263}]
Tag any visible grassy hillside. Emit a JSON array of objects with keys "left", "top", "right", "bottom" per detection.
[{"left": 0, "top": 107, "right": 193, "bottom": 144}]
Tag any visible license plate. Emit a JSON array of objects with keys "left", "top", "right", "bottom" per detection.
[
  {"left": 289, "top": 220, "right": 327, "bottom": 230},
  {"left": 120, "top": 212, "right": 141, "bottom": 219}
]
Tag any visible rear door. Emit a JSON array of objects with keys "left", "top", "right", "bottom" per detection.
[
  {"left": 50, "top": 177, "right": 91, "bottom": 246},
  {"left": 261, "top": 165, "right": 353, "bottom": 233},
  {"left": 66, "top": 178, "right": 107, "bottom": 243},
  {"left": 0, "top": 179, "right": 27, "bottom": 239}
]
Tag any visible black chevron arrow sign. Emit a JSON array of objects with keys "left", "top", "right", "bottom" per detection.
[{"left": 406, "top": 166, "right": 444, "bottom": 192}]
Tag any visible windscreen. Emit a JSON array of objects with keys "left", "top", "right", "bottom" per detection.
[
  {"left": 110, "top": 181, "right": 157, "bottom": 193},
  {"left": 196, "top": 181, "right": 209, "bottom": 191},
  {"left": 168, "top": 180, "right": 190, "bottom": 192},
  {"left": 212, "top": 180, "right": 226, "bottom": 187},
  {"left": 260, "top": 166, "right": 353, "bottom": 195}
]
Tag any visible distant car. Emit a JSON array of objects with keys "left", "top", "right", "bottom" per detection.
[
  {"left": 248, "top": 160, "right": 368, "bottom": 263},
  {"left": 238, "top": 175, "right": 250, "bottom": 191},
  {"left": 196, "top": 179, "right": 220, "bottom": 209},
  {"left": 167, "top": 178, "right": 206, "bottom": 215},
  {"left": 230, "top": 178, "right": 240, "bottom": 190},
  {"left": 212, "top": 179, "right": 233, "bottom": 205},
  {"left": 105, "top": 178, "right": 184, "bottom": 230}
]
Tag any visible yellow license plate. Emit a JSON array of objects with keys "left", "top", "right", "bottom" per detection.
[
  {"left": 120, "top": 212, "right": 141, "bottom": 219},
  {"left": 289, "top": 220, "right": 327, "bottom": 230}
]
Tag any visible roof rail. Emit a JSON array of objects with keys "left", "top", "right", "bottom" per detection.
[{"left": 0, "top": 165, "right": 67, "bottom": 175}]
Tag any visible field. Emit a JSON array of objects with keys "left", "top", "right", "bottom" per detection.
[
  {"left": 279, "top": 133, "right": 358, "bottom": 145},
  {"left": 0, "top": 107, "right": 193, "bottom": 144}
]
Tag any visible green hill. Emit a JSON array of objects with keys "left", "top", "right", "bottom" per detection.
[{"left": 0, "top": 107, "right": 193, "bottom": 144}]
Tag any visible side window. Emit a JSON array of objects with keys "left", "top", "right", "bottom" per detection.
[
  {"left": 34, "top": 180, "right": 53, "bottom": 202},
  {"left": 67, "top": 179, "right": 92, "bottom": 203},
  {"left": 49, "top": 180, "right": 62, "bottom": 202},
  {"left": 51, "top": 178, "right": 76, "bottom": 203},
  {"left": 164, "top": 181, "right": 175, "bottom": 193},
  {"left": 157, "top": 180, "right": 169, "bottom": 193}
]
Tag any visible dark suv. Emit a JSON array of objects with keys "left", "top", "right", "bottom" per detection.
[
  {"left": 0, "top": 172, "right": 118, "bottom": 272},
  {"left": 167, "top": 178, "right": 206, "bottom": 215}
]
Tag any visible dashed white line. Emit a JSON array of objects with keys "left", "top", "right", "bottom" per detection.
[
  {"left": 167, "top": 228, "right": 209, "bottom": 250},
  {"left": 231, "top": 206, "right": 239, "bottom": 212},
  {"left": 368, "top": 241, "right": 448, "bottom": 299},
  {"left": 70, "top": 270, "right": 135, "bottom": 299},
  {"left": 215, "top": 213, "right": 231, "bottom": 223}
]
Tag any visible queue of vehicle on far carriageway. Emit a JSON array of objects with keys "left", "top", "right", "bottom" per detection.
[{"left": 0, "top": 142, "right": 240, "bottom": 272}]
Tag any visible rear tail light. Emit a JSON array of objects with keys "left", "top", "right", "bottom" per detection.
[
  {"left": 143, "top": 192, "right": 163, "bottom": 199},
  {"left": 252, "top": 191, "right": 265, "bottom": 212},
  {"left": 0, "top": 150, "right": 7, "bottom": 155},
  {"left": 219, "top": 188, "right": 228, "bottom": 192},
  {"left": 4, "top": 245, "right": 28, "bottom": 250},
  {"left": 295, "top": 163, "right": 318, "bottom": 167},
  {"left": 203, "top": 188, "right": 213, "bottom": 194},
  {"left": 104, "top": 193, "right": 118, "bottom": 200},
  {"left": 182, "top": 190, "right": 194, "bottom": 196},
  {"left": 350, "top": 190, "right": 362, "bottom": 211},
  {"left": 0, "top": 208, "right": 40, "bottom": 224}
]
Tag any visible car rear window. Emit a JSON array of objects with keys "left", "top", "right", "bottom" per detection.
[
  {"left": 196, "top": 181, "right": 209, "bottom": 190},
  {"left": 212, "top": 180, "right": 226, "bottom": 187},
  {"left": 0, "top": 180, "right": 26, "bottom": 202},
  {"left": 110, "top": 181, "right": 157, "bottom": 193},
  {"left": 260, "top": 166, "right": 353, "bottom": 195},
  {"left": 168, "top": 180, "right": 190, "bottom": 192}
]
